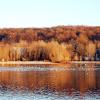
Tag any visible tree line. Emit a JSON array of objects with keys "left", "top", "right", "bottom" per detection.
[{"left": 0, "top": 26, "right": 99, "bottom": 62}]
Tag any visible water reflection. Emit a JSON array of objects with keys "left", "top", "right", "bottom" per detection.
[{"left": 0, "top": 63, "right": 99, "bottom": 100}]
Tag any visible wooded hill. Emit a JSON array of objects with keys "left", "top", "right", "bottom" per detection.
[{"left": 0, "top": 26, "right": 99, "bottom": 62}]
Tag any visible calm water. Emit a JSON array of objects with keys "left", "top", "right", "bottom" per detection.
[{"left": 0, "top": 63, "right": 100, "bottom": 100}]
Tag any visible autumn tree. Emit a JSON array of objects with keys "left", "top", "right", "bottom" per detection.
[{"left": 85, "top": 41, "right": 96, "bottom": 60}]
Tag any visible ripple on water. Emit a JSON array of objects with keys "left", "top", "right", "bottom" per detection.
[
  {"left": 0, "top": 89, "right": 100, "bottom": 100},
  {"left": 0, "top": 65, "right": 99, "bottom": 100},
  {"left": 0, "top": 66, "right": 99, "bottom": 72}
]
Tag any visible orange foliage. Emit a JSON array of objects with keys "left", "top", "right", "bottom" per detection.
[{"left": 0, "top": 26, "right": 99, "bottom": 61}]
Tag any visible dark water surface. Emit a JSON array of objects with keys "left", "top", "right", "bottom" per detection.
[{"left": 0, "top": 63, "right": 100, "bottom": 100}]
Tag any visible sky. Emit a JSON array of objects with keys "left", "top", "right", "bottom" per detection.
[{"left": 0, "top": 0, "right": 99, "bottom": 28}]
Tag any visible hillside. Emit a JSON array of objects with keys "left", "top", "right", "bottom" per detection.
[{"left": 0, "top": 26, "right": 99, "bottom": 62}]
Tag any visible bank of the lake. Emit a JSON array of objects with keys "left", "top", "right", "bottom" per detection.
[{"left": 0, "top": 61, "right": 99, "bottom": 67}]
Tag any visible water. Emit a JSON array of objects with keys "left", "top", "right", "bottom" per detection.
[{"left": 0, "top": 63, "right": 99, "bottom": 100}]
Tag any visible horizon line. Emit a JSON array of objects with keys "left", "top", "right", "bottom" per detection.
[{"left": 0, "top": 24, "right": 100, "bottom": 29}]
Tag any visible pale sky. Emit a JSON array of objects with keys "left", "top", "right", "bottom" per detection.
[{"left": 0, "top": 0, "right": 100, "bottom": 28}]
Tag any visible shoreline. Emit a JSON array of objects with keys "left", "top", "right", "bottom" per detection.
[
  {"left": 71, "top": 61, "right": 100, "bottom": 64},
  {"left": 0, "top": 61, "right": 99, "bottom": 65}
]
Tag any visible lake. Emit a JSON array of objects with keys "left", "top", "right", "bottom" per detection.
[{"left": 0, "top": 63, "right": 100, "bottom": 100}]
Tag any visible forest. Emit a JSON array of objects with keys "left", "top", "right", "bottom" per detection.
[{"left": 0, "top": 26, "right": 99, "bottom": 62}]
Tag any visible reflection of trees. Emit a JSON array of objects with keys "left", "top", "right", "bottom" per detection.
[
  {"left": 48, "top": 70, "right": 73, "bottom": 91},
  {"left": 73, "top": 64, "right": 96, "bottom": 93},
  {"left": 85, "top": 64, "right": 96, "bottom": 89},
  {"left": 96, "top": 64, "right": 100, "bottom": 89},
  {"left": 74, "top": 64, "right": 96, "bottom": 93},
  {"left": 0, "top": 64, "right": 98, "bottom": 94}
]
